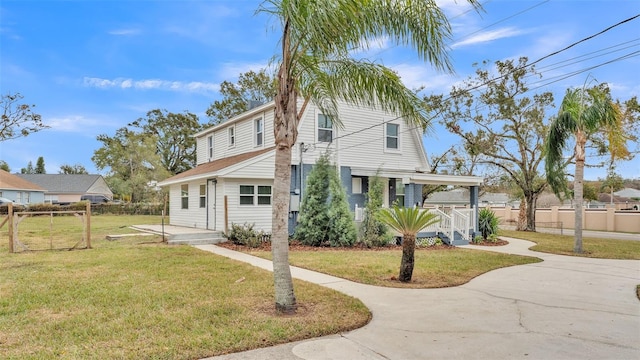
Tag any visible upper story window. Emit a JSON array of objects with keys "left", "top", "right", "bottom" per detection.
[
  {"left": 317, "top": 114, "right": 333, "bottom": 143},
  {"left": 386, "top": 123, "right": 399, "bottom": 150},
  {"left": 207, "top": 135, "right": 214, "bottom": 160},
  {"left": 255, "top": 118, "right": 263, "bottom": 147},
  {"left": 181, "top": 184, "right": 189, "bottom": 209},
  {"left": 228, "top": 126, "right": 235, "bottom": 147}
]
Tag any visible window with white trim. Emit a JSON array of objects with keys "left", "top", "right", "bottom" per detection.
[
  {"left": 352, "top": 177, "right": 362, "bottom": 194},
  {"left": 255, "top": 118, "right": 263, "bottom": 146},
  {"left": 228, "top": 126, "right": 235, "bottom": 147},
  {"left": 317, "top": 114, "right": 333, "bottom": 142},
  {"left": 207, "top": 135, "right": 214, "bottom": 160},
  {"left": 386, "top": 123, "right": 399, "bottom": 150},
  {"left": 239, "top": 185, "right": 272, "bottom": 206},
  {"left": 199, "top": 184, "right": 206, "bottom": 208},
  {"left": 181, "top": 184, "right": 189, "bottom": 209}
]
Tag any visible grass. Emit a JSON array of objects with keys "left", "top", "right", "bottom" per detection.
[
  {"left": 0, "top": 215, "right": 370, "bottom": 359},
  {"left": 244, "top": 246, "right": 541, "bottom": 288},
  {"left": 499, "top": 230, "right": 640, "bottom": 260}
]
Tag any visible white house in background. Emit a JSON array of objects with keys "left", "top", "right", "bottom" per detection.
[{"left": 158, "top": 100, "right": 483, "bottom": 244}]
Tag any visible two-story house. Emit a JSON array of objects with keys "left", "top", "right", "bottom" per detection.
[{"left": 158, "top": 100, "right": 482, "bottom": 244}]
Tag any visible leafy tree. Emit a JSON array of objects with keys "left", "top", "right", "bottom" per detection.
[
  {"left": 600, "top": 171, "right": 624, "bottom": 204},
  {"left": 92, "top": 128, "right": 170, "bottom": 202},
  {"left": 59, "top": 163, "right": 89, "bottom": 174},
  {"left": 129, "top": 109, "right": 201, "bottom": 175},
  {"left": 35, "top": 156, "right": 45, "bottom": 174},
  {"left": 295, "top": 154, "right": 331, "bottom": 246},
  {"left": 424, "top": 57, "right": 554, "bottom": 231},
  {"left": 359, "top": 175, "right": 391, "bottom": 247},
  {"left": 1, "top": 93, "right": 48, "bottom": 141},
  {"left": 206, "top": 69, "right": 277, "bottom": 125},
  {"left": 327, "top": 169, "right": 357, "bottom": 247},
  {"left": 0, "top": 160, "right": 10, "bottom": 172},
  {"left": 583, "top": 182, "right": 598, "bottom": 203},
  {"left": 261, "top": 0, "right": 481, "bottom": 314},
  {"left": 545, "top": 84, "right": 625, "bottom": 253},
  {"left": 21, "top": 161, "right": 34, "bottom": 174},
  {"left": 377, "top": 205, "right": 440, "bottom": 282}
]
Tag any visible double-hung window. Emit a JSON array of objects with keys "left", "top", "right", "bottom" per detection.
[
  {"left": 386, "top": 123, "right": 399, "bottom": 150},
  {"left": 255, "top": 118, "right": 263, "bottom": 146},
  {"left": 181, "top": 184, "right": 189, "bottom": 209},
  {"left": 395, "top": 180, "right": 405, "bottom": 207},
  {"left": 228, "top": 126, "right": 235, "bottom": 147},
  {"left": 208, "top": 135, "right": 214, "bottom": 160},
  {"left": 239, "top": 185, "right": 272, "bottom": 205},
  {"left": 317, "top": 114, "right": 333, "bottom": 143}
]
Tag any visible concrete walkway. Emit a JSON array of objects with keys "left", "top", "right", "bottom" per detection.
[{"left": 196, "top": 239, "right": 640, "bottom": 360}]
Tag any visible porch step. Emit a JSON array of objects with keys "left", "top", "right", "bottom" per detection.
[{"left": 437, "top": 232, "right": 470, "bottom": 246}]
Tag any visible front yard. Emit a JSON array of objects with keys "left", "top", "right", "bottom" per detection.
[{"left": 0, "top": 215, "right": 370, "bottom": 359}]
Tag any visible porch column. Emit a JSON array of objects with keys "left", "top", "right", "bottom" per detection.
[{"left": 469, "top": 185, "right": 479, "bottom": 235}]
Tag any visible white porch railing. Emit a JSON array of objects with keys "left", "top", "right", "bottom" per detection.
[{"left": 354, "top": 205, "right": 475, "bottom": 244}]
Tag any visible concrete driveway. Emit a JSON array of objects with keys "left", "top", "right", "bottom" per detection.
[{"left": 198, "top": 238, "right": 640, "bottom": 360}]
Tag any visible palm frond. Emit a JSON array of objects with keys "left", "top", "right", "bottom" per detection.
[
  {"left": 377, "top": 205, "right": 440, "bottom": 236},
  {"left": 544, "top": 112, "right": 576, "bottom": 198}
]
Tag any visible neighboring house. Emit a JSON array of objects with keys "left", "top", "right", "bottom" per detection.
[
  {"left": 0, "top": 169, "right": 46, "bottom": 205},
  {"left": 159, "top": 100, "right": 483, "bottom": 243},
  {"left": 614, "top": 188, "right": 640, "bottom": 200},
  {"left": 425, "top": 188, "right": 512, "bottom": 207},
  {"left": 16, "top": 174, "right": 113, "bottom": 205}
]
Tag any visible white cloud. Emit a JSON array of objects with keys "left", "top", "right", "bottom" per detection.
[
  {"left": 46, "top": 115, "right": 104, "bottom": 133},
  {"left": 451, "top": 27, "right": 523, "bottom": 49},
  {"left": 108, "top": 28, "right": 141, "bottom": 36},
  {"left": 217, "top": 62, "right": 274, "bottom": 80},
  {"left": 392, "top": 63, "right": 460, "bottom": 93},
  {"left": 82, "top": 77, "right": 219, "bottom": 93}
]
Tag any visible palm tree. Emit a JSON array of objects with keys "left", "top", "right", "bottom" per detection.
[
  {"left": 545, "top": 85, "right": 623, "bottom": 253},
  {"left": 378, "top": 206, "right": 440, "bottom": 282},
  {"left": 259, "top": 0, "right": 481, "bottom": 313}
]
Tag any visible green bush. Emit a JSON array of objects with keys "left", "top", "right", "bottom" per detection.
[
  {"left": 226, "top": 222, "right": 267, "bottom": 248},
  {"left": 358, "top": 175, "right": 392, "bottom": 247},
  {"left": 478, "top": 208, "right": 499, "bottom": 242}
]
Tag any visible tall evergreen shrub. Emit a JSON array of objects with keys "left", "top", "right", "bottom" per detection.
[
  {"left": 295, "top": 154, "right": 331, "bottom": 246},
  {"left": 327, "top": 170, "right": 357, "bottom": 247},
  {"left": 359, "top": 175, "right": 391, "bottom": 247}
]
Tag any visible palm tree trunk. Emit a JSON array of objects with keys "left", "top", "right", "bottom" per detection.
[
  {"left": 272, "top": 144, "right": 297, "bottom": 313},
  {"left": 573, "top": 130, "right": 586, "bottom": 253},
  {"left": 399, "top": 233, "right": 416, "bottom": 282},
  {"left": 271, "top": 19, "right": 298, "bottom": 314}
]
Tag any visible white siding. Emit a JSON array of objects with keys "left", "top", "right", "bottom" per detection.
[
  {"left": 292, "top": 102, "right": 429, "bottom": 171},
  {"left": 221, "top": 178, "right": 274, "bottom": 233},
  {"left": 196, "top": 135, "right": 209, "bottom": 165},
  {"left": 167, "top": 181, "right": 207, "bottom": 228}
]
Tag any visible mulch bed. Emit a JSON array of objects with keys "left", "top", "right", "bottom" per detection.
[
  {"left": 217, "top": 240, "right": 457, "bottom": 252},
  {"left": 468, "top": 238, "right": 509, "bottom": 246}
]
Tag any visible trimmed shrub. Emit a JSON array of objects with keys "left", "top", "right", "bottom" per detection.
[
  {"left": 295, "top": 154, "right": 331, "bottom": 246},
  {"left": 359, "top": 175, "right": 392, "bottom": 247},
  {"left": 327, "top": 171, "right": 357, "bottom": 247},
  {"left": 226, "top": 222, "right": 266, "bottom": 248}
]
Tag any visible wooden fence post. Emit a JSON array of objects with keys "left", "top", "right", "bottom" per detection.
[
  {"left": 8, "top": 202, "right": 13, "bottom": 253},
  {"left": 86, "top": 202, "right": 92, "bottom": 249}
]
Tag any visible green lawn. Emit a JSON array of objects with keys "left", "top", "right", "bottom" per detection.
[
  {"left": 245, "top": 246, "right": 541, "bottom": 288},
  {"left": 499, "top": 230, "right": 640, "bottom": 260},
  {"left": 0, "top": 215, "right": 370, "bottom": 359}
]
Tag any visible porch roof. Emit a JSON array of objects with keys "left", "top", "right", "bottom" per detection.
[
  {"left": 158, "top": 147, "right": 275, "bottom": 186},
  {"left": 350, "top": 167, "right": 483, "bottom": 186}
]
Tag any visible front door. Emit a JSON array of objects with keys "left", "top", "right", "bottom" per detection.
[{"left": 207, "top": 180, "right": 216, "bottom": 230}]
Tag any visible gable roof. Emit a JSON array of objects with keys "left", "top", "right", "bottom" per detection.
[
  {"left": 159, "top": 146, "right": 275, "bottom": 186},
  {"left": 614, "top": 188, "right": 640, "bottom": 199},
  {"left": 0, "top": 170, "right": 45, "bottom": 191},
  {"left": 16, "top": 174, "right": 106, "bottom": 194}
]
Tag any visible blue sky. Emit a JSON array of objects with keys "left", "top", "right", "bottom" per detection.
[{"left": 1, "top": 0, "right": 639, "bottom": 181}]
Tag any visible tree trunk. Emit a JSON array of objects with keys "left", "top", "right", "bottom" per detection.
[
  {"left": 272, "top": 145, "right": 297, "bottom": 313},
  {"left": 271, "top": 19, "right": 298, "bottom": 314},
  {"left": 573, "top": 130, "right": 586, "bottom": 253},
  {"left": 399, "top": 233, "right": 416, "bottom": 282},
  {"left": 516, "top": 198, "right": 527, "bottom": 231},
  {"left": 524, "top": 193, "right": 537, "bottom": 232}
]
